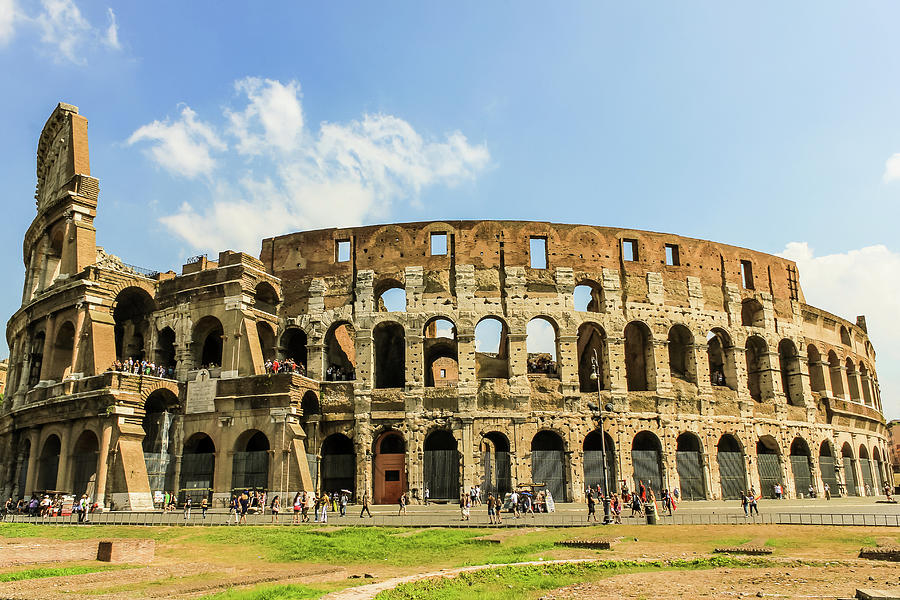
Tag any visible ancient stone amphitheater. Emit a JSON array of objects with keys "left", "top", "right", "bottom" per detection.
[{"left": 0, "top": 103, "right": 891, "bottom": 510}]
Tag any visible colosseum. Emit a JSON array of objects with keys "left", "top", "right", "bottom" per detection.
[{"left": 0, "top": 103, "right": 891, "bottom": 510}]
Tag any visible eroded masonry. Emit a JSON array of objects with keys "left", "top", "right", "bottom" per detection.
[{"left": 0, "top": 103, "right": 891, "bottom": 509}]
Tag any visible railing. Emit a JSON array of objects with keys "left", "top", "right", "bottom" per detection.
[
  {"left": 122, "top": 262, "right": 160, "bottom": 278},
  {"left": 185, "top": 254, "right": 207, "bottom": 264}
]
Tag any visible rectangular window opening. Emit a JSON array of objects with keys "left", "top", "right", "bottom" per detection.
[
  {"left": 622, "top": 239, "right": 639, "bottom": 262},
  {"left": 335, "top": 240, "right": 351, "bottom": 263},
  {"left": 530, "top": 237, "right": 548, "bottom": 269},
  {"left": 665, "top": 243, "right": 680, "bottom": 266},
  {"left": 440, "top": 369, "right": 446, "bottom": 378},
  {"left": 385, "top": 470, "right": 400, "bottom": 482},
  {"left": 741, "top": 260, "right": 754, "bottom": 289},
  {"left": 430, "top": 232, "right": 448, "bottom": 256}
]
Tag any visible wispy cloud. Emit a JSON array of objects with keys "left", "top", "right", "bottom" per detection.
[
  {"left": 104, "top": 6, "right": 118, "bottom": 49},
  {"left": 129, "top": 77, "right": 490, "bottom": 254},
  {"left": 779, "top": 242, "right": 900, "bottom": 419},
  {"left": 0, "top": 0, "right": 17, "bottom": 46}
]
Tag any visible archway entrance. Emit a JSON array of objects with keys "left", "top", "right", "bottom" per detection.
[
  {"left": 232, "top": 431, "right": 269, "bottom": 493},
  {"left": 583, "top": 430, "right": 616, "bottom": 496},
  {"left": 481, "top": 432, "right": 511, "bottom": 499},
  {"left": 716, "top": 435, "right": 744, "bottom": 500},
  {"left": 373, "top": 432, "right": 406, "bottom": 504},
  {"left": 180, "top": 433, "right": 215, "bottom": 503},
  {"left": 424, "top": 430, "right": 460, "bottom": 501},
  {"left": 676, "top": 433, "right": 705, "bottom": 500},
  {"left": 789, "top": 437, "right": 813, "bottom": 498},
  {"left": 841, "top": 443, "right": 857, "bottom": 496},
  {"left": 859, "top": 446, "right": 874, "bottom": 496},
  {"left": 71, "top": 431, "right": 99, "bottom": 499},
  {"left": 631, "top": 431, "right": 663, "bottom": 496},
  {"left": 37, "top": 435, "right": 61, "bottom": 491},
  {"left": 321, "top": 434, "right": 356, "bottom": 497},
  {"left": 818, "top": 441, "right": 839, "bottom": 495},
  {"left": 143, "top": 389, "right": 178, "bottom": 494},
  {"left": 532, "top": 431, "right": 568, "bottom": 502},
  {"left": 756, "top": 437, "right": 783, "bottom": 498}
]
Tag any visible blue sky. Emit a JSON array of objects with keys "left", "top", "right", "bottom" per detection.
[{"left": 1, "top": 2, "right": 898, "bottom": 418}]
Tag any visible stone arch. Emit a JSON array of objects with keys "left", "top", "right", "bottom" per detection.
[
  {"left": 232, "top": 430, "right": 269, "bottom": 492},
  {"left": 27, "top": 330, "right": 46, "bottom": 387},
  {"left": 143, "top": 388, "right": 179, "bottom": 493},
  {"left": 373, "top": 321, "right": 405, "bottom": 389},
  {"left": 577, "top": 322, "right": 607, "bottom": 392},
  {"left": 526, "top": 316, "right": 559, "bottom": 376},
  {"left": 818, "top": 440, "right": 839, "bottom": 494},
  {"left": 423, "top": 317, "right": 458, "bottom": 387},
  {"left": 789, "top": 437, "right": 813, "bottom": 498},
  {"left": 827, "top": 350, "right": 844, "bottom": 398},
  {"left": 324, "top": 321, "right": 355, "bottom": 380},
  {"left": 624, "top": 321, "right": 653, "bottom": 391},
  {"left": 375, "top": 278, "right": 406, "bottom": 312},
  {"left": 192, "top": 316, "right": 224, "bottom": 368},
  {"left": 155, "top": 326, "right": 176, "bottom": 371},
  {"left": 47, "top": 320, "right": 75, "bottom": 381},
  {"left": 531, "top": 430, "right": 569, "bottom": 502},
  {"left": 778, "top": 339, "right": 803, "bottom": 406},
  {"left": 254, "top": 281, "right": 279, "bottom": 314},
  {"left": 806, "top": 344, "right": 826, "bottom": 394},
  {"left": 840, "top": 325, "right": 851, "bottom": 346},
  {"left": 858, "top": 444, "right": 874, "bottom": 495},
  {"left": 573, "top": 279, "right": 603, "bottom": 312},
  {"left": 716, "top": 433, "right": 745, "bottom": 500},
  {"left": 676, "top": 432, "right": 705, "bottom": 500},
  {"left": 37, "top": 434, "right": 61, "bottom": 491},
  {"left": 756, "top": 435, "right": 783, "bottom": 498},
  {"left": 841, "top": 442, "right": 858, "bottom": 497},
  {"left": 845, "top": 358, "right": 861, "bottom": 401},
  {"left": 859, "top": 362, "right": 873, "bottom": 406},
  {"left": 745, "top": 335, "right": 770, "bottom": 401},
  {"left": 71, "top": 430, "right": 99, "bottom": 498},
  {"left": 180, "top": 432, "right": 216, "bottom": 503},
  {"left": 373, "top": 430, "right": 406, "bottom": 504},
  {"left": 583, "top": 430, "right": 616, "bottom": 495},
  {"left": 707, "top": 328, "right": 736, "bottom": 389},
  {"left": 475, "top": 316, "right": 509, "bottom": 379},
  {"left": 424, "top": 429, "right": 459, "bottom": 501},
  {"left": 667, "top": 324, "right": 696, "bottom": 383},
  {"left": 256, "top": 321, "right": 277, "bottom": 363},
  {"left": 631, "top": 431, "right": 664, "bottom": 496},
  {"left": 301, "top": 390, "right": 320, "bottom": 417},
  {"left": 480, "top": 431, "right": 512, "bottom": 498},
  {"left": 113, "top": 286, "right": 156, "bottom": 362},
  {"left": 741, "top": 298, "right": 765, "bottom": 327}
]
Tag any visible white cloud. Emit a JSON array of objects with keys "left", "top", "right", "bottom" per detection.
[
  {"left": 132, "top": 78, "right": 490, "bottom": 254},
  {"left": 104, "top": 7, "right": 118, "bottom": 49},
  {"left": 527, "top": 318, "right": 557, "bottom": 359},
  {"left": 0, "top": 0, "right": 17, "bottom": 46},
  {"left": 779, "top": 242, "right": 900, "bottom": 419},
  {"left": 127, "top": 106, "right": 226, "bottom": 179},
  {"left": 35, "top": 0, "right": 91, "bottom": 63},
  {"left": 882, "top": 153, "right": 900, "bottom": 183}
]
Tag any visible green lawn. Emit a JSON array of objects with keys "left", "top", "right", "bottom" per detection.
[{"left": 0, "top": 565, "right": 121, "bottom": 582}]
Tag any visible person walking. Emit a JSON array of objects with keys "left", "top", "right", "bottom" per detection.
[
  {"left": 398, "top": 492, "right": 407, "bottom": 516},
  {"left": 424, "top": 487, "right": 429, "bottom": 506},
  {"left": 611, "top": 493, "right": 622, "bottom": 524},
  {"left": 339, "top": 493, "right": 347, "bottom": 517},
  {"left": 749, "top": 489, "right": 760, "bottom": 516},
  {"left": 487, "top": 494, "right": 496, "bottom": 524},
  {"left": 271, "top": 495, "right": 281, "bottom": 523},
  {"left": 239, "top": 492, "right": 249, "bottom": 524},
  {"left": 510, "top": 490, "right": 520, "bottom": 519},
  {"left": 292, "top": 492, "right": 302, "bottom": 524},
  {"left": 586, "top": 491, "right": 598, "bottom": 523},
  {"left": 231, "top": 495, "right": 240, "bottom": 524},
  {"left": 314, "top": 494, "right": 321, "bottom": 522},
  {"left": 200, "top": 496, "right": 208, "bottom": 519},
  {"left": 183, "top": 497, "right": 192, "bottom": 520},
  {"left": 740, "top": 490, "right": 749, "bottom": 516},
  {"left": 320, "top": 494, "right": 328, "bottom": 523},
  {"left": 359, "top": 492, "right": 372, "bottom": 518}
]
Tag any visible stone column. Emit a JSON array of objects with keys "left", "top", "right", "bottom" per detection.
[
  {"left": 355, "top": 329, "right": 374, "bottom": 390},
  {"left": 650, "top": 339, "right": 670, "bottom": 393},
  {"left": 94, "top": 419, "right": 114, "bottom": 508},
  {"left": 39, "top": 315, "right": 56, "bottom": 381},
  {"left": 406, "top": 333, "right": 424, "bottom": 390},
  {"left": 456, "top": 417, "right": 475, "bottom": 496},
  {"left": 606, "top": 336, "right": 627, "bottom": 395},
  {"left": 55, "top": 423, "right": 72, "bottom": 491},
  {"left": 24, "top": 429, "right": 40, "bottom": 496},
  {"left": 306, "top": 341, "right": 324, "bottom": 380},
  {"left": 693, "top": 343, "right": 712, "bottom": 392}
]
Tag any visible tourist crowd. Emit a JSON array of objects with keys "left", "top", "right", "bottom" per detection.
[
  {"left": 264, "top": 358, "right": 306, "bottom": 376},
  {"left": 108, "top": 358, "right": 175, "bottom": 379}
]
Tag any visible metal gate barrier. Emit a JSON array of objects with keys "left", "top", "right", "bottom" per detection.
[
  {"left": 145, "top": 452, "right": 175, "bottom": 495},
  {"left": 307, "top": 453, "right": 318, "bottom": 489},
  {"left": 232, "top": 451, "right": 268, "bottom": 490},
  {"left": 583, "top": 450, "right": 617, "bottom": 495},
  {"left": 819, "top": 456, "right": 838, "bottom": 495},
  {"left": 425, "top": 449, "right": 459, "bottom": 500},
  {"left": 717, "top": 451, "right": 744, "bottom": 500},
  {"left": 321, "top": 454, "right": 355, "bottom": 496},
  {"left": 631, "top": 450, "right": 663, "bottom": 496},
  {"left": 481, "top": 451, "right": 512, "bottom": 498},
  {"left": 676, "top": 451, "right": 705, "bottom": 500},
  {"left": 532, "top": 450, "right": 568, "bottom": 502},
  {"left": 842, "top": 457, "right": 858, "bottom": 496},
  {"left": 860, "top": 459, "right": 875, "bottom": 496},
  {"left": 756, "top": 454, "right": 782, "bottom": 498},
  {"left": 790, "top": 455, "right": 812, "bottom": 497}
]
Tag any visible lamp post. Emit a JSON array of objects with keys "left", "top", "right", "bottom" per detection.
[{"left": 589, "top": 348, "right": 612, "bottom": 524}]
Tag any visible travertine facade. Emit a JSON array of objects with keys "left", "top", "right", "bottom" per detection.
[{"left": 0, "top": 103, "right": 891, "bottom": 509}]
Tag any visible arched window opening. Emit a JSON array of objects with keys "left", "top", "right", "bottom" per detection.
[
  {"left": 27, "top": 331, "right": 46, "bottom": 388},
  {"left": 789, "top": 437, "right": 812, "bottom": 499},
  {"left": 47, "top": 321, "right": 75, "bottom": 381},
  {"left": 741, "top": 299, "right": 765, "bottom": 327},
  {"left": 806, "top": 345, "right": 826, "bottom": 394},
  {"left": 257, "top": 321, "right": 277, "bottom": 363},
  {"left": 424, "top": 430, "right": 459, "bottom": 501},
  {"left": 526, "top": 317, "right": 558, "bottom": 376},
  {"left": 46, "top": 227, "right": 64, "bottom": 284},
  {"left": 707, "top": 329, "right": 736, "bottom": 389},
  {"left": 180, "top": 433, "right": 215, "bottom": 504},
  {"left": 859, "top": 363, "right": 873, "bottom": 406},
  {"left": 778, "top": 339, "right": 802, "bottom": 405},
  {"left": 374, "top": 321, "right": 405, "bottom": 389},
  {"left": 676, "top": 432, "right": 705, "bottom": 500},
  {"left": 143, "top": 389, "right": 179, "bottom": 494},
  {"left": 573, "top": 281, "right": 603, "bottom": 312},
  {"left": 373, "top": 431, "right": 406, "bottom": 504},
  {"left": 845, "top": 359, "right": 860, "bottom": 402},
  {"left": 325, "top": 322, "right": 355, "bottom": 381},
  {"left": 232, "top": 431, "right": 269, "bottom": 493},
  {"left": 858, "top": 445, "right": 874, "bottom": 496},
  {"left": 624, "top": 321, "right": 653, "bottom": 391},
  {"left": 37, "top": 435, "right": 61, "bottom": 491},
  {"left": 301, "top": 391, "right": 320, "bottom": 418},
  {"left": 745, "top": 336, "right": 769, "bottom": 402},
  {"left": 193, "top": 316, "right": 224, "bottom": 368},
  {"left": 481, "top": 432, "right": 512, "bottom": 498},
  {"left": 840, "top": 326, "right": 851, "bottom": 346},
  {"left": 424, "top": 318, "right": 458, "bottom": 387},
  {"left": 475, "top": 317, "right": 509, "bottom": 379},
  {"left": 113, "top": 287, "right": 156, "bottom": 362},
  {"left": 716, "top": 434, "right": 745, "bottom": 500},
  {"left": 583, "top": 430, "right": 616, "bottom": 496},
  {"left": 376, "top": 280, "right": 406, "bottom": 312},
  {"left": 631, "top": 431, "right": 663, "bottom": 497},
  {"left": 531, "top": 431, "right": 568, "bottom": 502},
  {"left": 321, "top": 434, "right": 355, "bottom": 496},
  {"left": 819, "top": 441, "right": 838, "bottom": 495},
  {"left": 155, "top": 327, "right": 176, "bottom": 373},
  {"left": 577, "top": 323, "right": 606, "bottom": 392},
  {"left": 667, "top": 324, "right": 695, "bottom": 383},
  {"left": 841, "top": 442, "right": 858, "bottom": 496},
  {"left": 828, "top": 351, "right": 844, "bottom": 398},
  {"left": 72, "top": 431, "right": 100, "bottom": 499},
  {"left": 756, "top": 436, "right": 783, "bottom": 499},
  {"left": 254, "top": 282, "right": 279, "bottom": 314}
]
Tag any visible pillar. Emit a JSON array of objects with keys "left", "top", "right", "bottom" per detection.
[
  {"left": 55, "top": 424, "right": 72, "bottom": 491},
  {"left": 24, "top": 429, "right": 40, "bottom": 496},
  {"left": 94, "top": 420, "right": 113, "bottom": 508}
]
